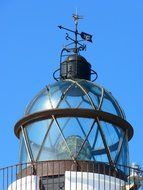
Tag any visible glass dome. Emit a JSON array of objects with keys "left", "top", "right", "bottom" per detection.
[
  {"left": 18, "top": 79, "right": 129, "bottom": 169},
  {"left": 25, "top": 79, "right": 125, "bottom": 118}
]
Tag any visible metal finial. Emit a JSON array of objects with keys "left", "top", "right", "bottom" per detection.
[
  {"left": 72, "top": 12, "right": 83, "bottom": 53},
  {"left": 72, "top": 13, "right": 83, "bottom": 25},
  {"left": 58, "top": 13, "right": 92, "bottom": 55}
]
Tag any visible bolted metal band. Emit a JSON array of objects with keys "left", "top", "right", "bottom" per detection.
[{"left": 14, "top": 108, "right": 133, "bottom": 140}]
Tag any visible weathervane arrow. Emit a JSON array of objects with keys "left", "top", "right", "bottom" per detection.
[
  {"left": 58, "top": 25, "right": 93, "bottom": 43},
  {"left": 58, "top": 25, "right": 80, "bottom": 35}
]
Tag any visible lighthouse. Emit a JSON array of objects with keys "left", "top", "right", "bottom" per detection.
[{"left": 2, "top": 14, "right": 143, "bottom": 190}]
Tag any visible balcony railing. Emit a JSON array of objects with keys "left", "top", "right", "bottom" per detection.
[{"left": 0, "top": 160, "right": 142, "bottom": 190}]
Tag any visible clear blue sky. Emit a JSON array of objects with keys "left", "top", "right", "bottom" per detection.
[{"left": 0, "top": 0, "right": 143, "bottom": 168}]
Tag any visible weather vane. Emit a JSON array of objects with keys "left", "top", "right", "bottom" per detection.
[
  {"left": 58, "top": 13, "right": 93, "bottom": 57},
  {"left": 53, "top": 13, "right": 97, "bottom": 82}
]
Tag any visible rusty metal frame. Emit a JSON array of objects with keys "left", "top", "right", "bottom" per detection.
[
  {"left": 16, "top": 160, "right": 129, "bottom": 180},
  {"left": 17, "top": 79, "right": 133, "bottom": 167},
  {"left": 15, "top": 108, "right": 133, "bottom": 140},
  {"left": 16, "top": 108, "right": 133, "bottom": 165}
]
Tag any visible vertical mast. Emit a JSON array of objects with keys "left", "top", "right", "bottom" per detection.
[{"left": 72, "top": 13, "right": 82, "bottom": 54}]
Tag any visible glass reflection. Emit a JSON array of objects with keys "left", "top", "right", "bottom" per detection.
[
  {"left": 19, "top": 117, "right": 128, "bottom": 167},
  {"left": 26, "top": 119, "right": 52, "bottom": 160},
  {"left": 19, "top": 133, "right": 30, "bottom": 163},
  {"left": 25, "top": 80, "right": 125, "bottom": 119}
]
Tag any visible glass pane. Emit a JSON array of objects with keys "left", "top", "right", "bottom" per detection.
[
  {"left": 101, "top": 121, "right": 124, "bottom": 161},
  {"left": 39, "top": 120, "right": 71, "bottom": 161},
  {"left": 25, "top": 81, "right": 72, "bottom": 114},
  {"left": 88, "top": 122, "right": 109, "bottom": 162},
  {"left": 64, "top": 84, "right": 86, "bottom": 108},
  {"left": 26, "top": 88, "right": 51, "bottom": 114},
  {"left": 26, "top": 119, "right": 52, "bottom": 160},
  {"left": 21, "top": 116, "right": 128, "bottom": 166},
  {"left": 37, "top": 117, "right": 96, "bottom": 161},
  {"left": 117, "top": 135, "right": 129, "bottom": 166},
  {"left": 107, "top": 91, "right": 125, "bottom": 119},
  {"left": 79, "top": 80, "right": 101, "bottom": 109},
  {"left": 102, "top": 96, "right": 117, "bottom": 116},
  {"left": 19, "top": 133, "right": 30, "bottom": 163},
  {"left": 57, "top": 117, "right": 93, "bottom": 160},
  {"left": 102, "top": 91, "right": 123, "bottom": 117},
  {"left": 73, "top": 137, "right": 92, "bottom": 160},
  {"left": 78, "top": 94, "right": 93, "bottom": 109},
  {"left": 49, "top": 81, "right": 73, "bottom": 108},
  {"left": 25, "top": 80, "right": 125, "bottom": 121}
]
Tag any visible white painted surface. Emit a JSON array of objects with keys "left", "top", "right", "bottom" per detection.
[
  {"left": 8, "top": 175, "right": 39, "bottom": 190},
  {"left": 65, "top": 171, "right": 125, "bottom": 190}
]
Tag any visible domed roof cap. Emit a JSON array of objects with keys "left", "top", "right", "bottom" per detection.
[{"left": 66, "top": 54, "right": 88, "bottom": 62}]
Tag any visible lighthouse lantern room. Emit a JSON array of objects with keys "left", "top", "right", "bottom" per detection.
[{"left": 1, "top": 14, "right": 143, "bottom": 190}]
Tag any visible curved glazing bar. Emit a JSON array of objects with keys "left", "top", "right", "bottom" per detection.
[
  {"left": 25, "top": 81, "right": 73, "bottom": 114},
  {"left": 67, "top": 79, "right": 98, "bottom": 110},
  {"left": 85, "top": 80, "right": 125, "bottom": 119},
  {"left": 25, "top": 88, "right": 47, "bottom": 115},
  {"left": 104, "top": 89, "right": 125, "bottom": 118},
  {"left": 25, "top": 80, "right": 125, "bottom": 119}
]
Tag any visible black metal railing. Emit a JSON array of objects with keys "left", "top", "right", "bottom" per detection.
[{"left": 0, "top": 160, "right": 142, "bottom": 190}]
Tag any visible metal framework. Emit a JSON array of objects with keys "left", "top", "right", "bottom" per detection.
[{"left": 15, "top": 79, "right": 133, "bottom": 168}]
